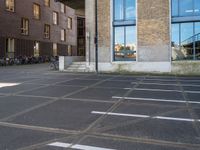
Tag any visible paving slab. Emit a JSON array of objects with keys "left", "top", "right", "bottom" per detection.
[
  {"left": 0, "top": 125, "right": 66, "bottom": 150},
  {"left": 20, "top": 85, "right": 82, "bottom": 97},
  {"left": 0, "top": 96, "right": 50, "bottom": 119},
  {"left": 91, "top": 103, "right": 187, "bottom": 130},
  {"left": 97, "top": 118, "right": 200, "bottom": 145},
  {"left": 186, "top": 92, "right": 200, "bottom": 101},
  {"left": 41, "top": 135, "right": 194, "bottom": 150},
  {"left": 110, "top": 76, "right": 141, "bottom": 81},
  {"left": 128, "top": 90, "right": 184, "bottom": 100},
  {"left": 8, "top": 100, "right": 113, "bottom": 131},
  {"left": 96, "top": 80, "right": 135, "bottom": 89},
  {"left": 57, "top": 79, "right": 100, "bottom": 86},
  {"left": 137, "top": 84, "right": 181, "bottom": 91},
  {"left": 142, "top": 80, "right": 177, "bottom": 85},
  {"left": 182, "top": 86, "right": 200, "bottom": 92},
  {"left": 180, "top": 81, "right": 200, "bottom": 86},
  {"left": 67, "top": 87, "right": 127, "bottom": 101}
]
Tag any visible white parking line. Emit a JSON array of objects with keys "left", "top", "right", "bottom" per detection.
[
  {"left": 91, "top": 111, "right": 200, "bottom": 122},
  {"left": 112, "top": 96, "right": 200, "bottom": 104},
  {"left": 48, "top": 142, "right": 116, "bottom": 150}
]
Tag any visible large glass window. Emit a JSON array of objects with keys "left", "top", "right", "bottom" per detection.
[
  {"left": 114, "top": 0, "right": 135, "bottom": 20},
  {"left": 114, "top": 26, "right": 136, "bottom": 61},
  {"left": 113, "top": 0, "right": 136, "bottom": 61},
  {"left": 172, "top": 0, "right": 178, "bottom": 17},
  {"left": 172, "top": 0, "right": 200, "bottom": 17},
  {"left": 171, "top": 0, "right": 200, "bottom": 60},
  {"left": 195, "top": 22, "right": 200, "bottom": 59},
  {"left": 180, "top": 23, "right": 194, "bottom": 60},
  {"left": 172, "top": 22, "right": 200, "bottom": 60}
]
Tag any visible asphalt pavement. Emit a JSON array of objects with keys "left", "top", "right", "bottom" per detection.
[{"left": 0, "top": 64, "right": 199, "bottom": 150}]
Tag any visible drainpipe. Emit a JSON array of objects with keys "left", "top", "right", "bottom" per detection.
[{"left": 95, "top": 0, "right": 98, "bottom": 73}]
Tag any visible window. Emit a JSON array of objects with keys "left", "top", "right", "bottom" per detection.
[
  {"left": 61, "top": 29, "right": 65, "bottom": 41},
  {"left": 53, "top": 43, "right": 57, "bottom": 56},
  {"left": 172, "top": 0, "right": 200, "bottom": 17},
  {"left": 114, "top": 0, "right": 136, "bottom": 20},
  {"left": 171, "top": 0, "right": 200, "bottom": 60},
  {"left": 53, "top": 12, "right": 58, "bottom": 25},
  {"left": 34, "top": 41, "right": 40, "bottom": 57},
  {"left": 33, "top": 3, "right": 40, "bottom": 20},
  {"left": 68, "top": 45, "right": 72, "bottom": 56},
  {"left": 21, "top": 18, "right": 29, "bottom": 35},
  {"left": 44, "top": 0, "right": 50, "bottom": 7},
  {"left": 67, "top": 17, "right": 72, "bottom": 29},
  {"left": 172, "top": 22, "right": 200, "bottom": 60},
  {"left": 6, "top": 38, "right": 15, "bottom": 58},
  {"left": 60, "top": 3, "right": 65, "bottom": 13},
  {"left": 113, "top": 0, "right": 136, "bottom": 61},
  {"left": 44, "top": 24, "right": 50, "bottom": 39},
  {"left": 5, "top": 0, "right": 15, "bottom": 12}
]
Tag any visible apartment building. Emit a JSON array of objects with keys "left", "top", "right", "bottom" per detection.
[
  {"left": 59, "top": 0, "right": 200, "bottom": 74},
  {"left": 0, "top": 0, "right": 77, "bottom": 58}
]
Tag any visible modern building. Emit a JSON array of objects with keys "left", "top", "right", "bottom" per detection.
[
  {"left": 0, "top": 0, "right": 77, "bottom": 58},
  {"left": 58, "top": 0, "right": 200, "bottom": 74}
]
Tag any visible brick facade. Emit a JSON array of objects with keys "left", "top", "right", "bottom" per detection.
[{"left": 0, "top": 0, "right": 77, "bottom": 57}]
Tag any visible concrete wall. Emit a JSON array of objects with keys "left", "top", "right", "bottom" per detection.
[
  {"left": 172, "top": 61, "right": 200, "bottom": 75},
  {"left": 137, "top": 0, "right": 171, "bottom": 62},
  {"left": 85, "top": 0, "right": 96, "bottom": 65}
]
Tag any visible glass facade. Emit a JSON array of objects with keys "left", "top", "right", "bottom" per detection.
[
  {"left": 113, "top": 0, "right": 136, "bottom": 61},
  {"left": 171, "top": 0, "right": 200, "bottom": 60}
]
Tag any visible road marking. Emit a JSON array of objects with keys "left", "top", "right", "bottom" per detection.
[
  {"left": 0, "top": 83, "right": 21, "bottom": 88},
  {"left": 112, "top": 96, "right": 200, "bottom": 104},
  {"left": 48, "top": 142, "right": 116, "bottom": 150},
  {"left": 91, "top": 111, "right": 200, "bottom": 122}
]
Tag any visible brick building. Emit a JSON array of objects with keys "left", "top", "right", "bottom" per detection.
[
  {"left": 0, "top": 0, "right": 77, "bottom": 58},
  {"left": 59, "top": 0, "right": 200, "bottom": 74}
]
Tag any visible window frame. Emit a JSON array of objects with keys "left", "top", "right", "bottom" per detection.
[
  {"left": 5, "top": 0, "right": 15, "bottom": 12},
  {"left": 21, "top": 18, "right": 29, "bottom": 36},
  {"left": 44, "top": 24, "right": 50, "bottom": 39},
  {"left": 33, "top": 3, "right": 41, "bottom": 20},
  {"left": 113, "top": 0, "right": 136, "bottom": 61},
  {"left": 61, "top": 29, "right": 66, "bottom": 41},
  {"left": 53, "top": 11, "right": 59, "bottom": 25},
  {"left": 44, "top": 0, "right": 50, "bottom": 7},
  {"left": 67, "top": 17, "right": 73, "bottom": 29}
]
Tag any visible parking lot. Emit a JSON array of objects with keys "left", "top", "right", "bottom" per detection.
[{"left": 0, "top": 64, "right": 200, "bottom": 150}]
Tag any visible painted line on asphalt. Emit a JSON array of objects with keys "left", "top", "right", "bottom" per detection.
[
  {"left": 112, "top": 96, "right": 200, "bottom": 104},
  {"left": 48, "top": 142, "right": 116, "bottom": 150},
  {"left": 91, "top": 111, "right": 200, "bottom": 122}
]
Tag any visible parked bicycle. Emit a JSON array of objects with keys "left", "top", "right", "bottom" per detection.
[{"left": 49, "top": 56, "right": 59, "bottom": 70}]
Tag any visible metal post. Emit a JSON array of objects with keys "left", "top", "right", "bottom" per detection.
[{"left": 95, "top": 0, "right": 98, "bottom": 73}]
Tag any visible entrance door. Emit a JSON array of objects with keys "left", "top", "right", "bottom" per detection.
[{"left": 77, "top": 17, "right": 85, "bottom": 56}]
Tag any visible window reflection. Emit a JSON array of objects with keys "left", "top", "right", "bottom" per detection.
[
  {"left": 172, "top": 0, "right": 178, "bottom": 17},
  {"left": 114, "top": 26, "right": 136, "bottom": 61},
  {"left": 195, "top": 22, "right": 200, "bottom": 60},
  {"left": 125, "top": 0, "right": 135, "bottom": 20},
  {"left": 180, "top": 23, "right": 194, "bottom": 60},
  {"left": 114, "top": 0, "right": 123, "bottom": 20},
  {"left": 172, "top": 22, "right": 200, "bottom": 60},
  {"left": 179, "top": 0, "right": 193, "bottom": 16}
]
